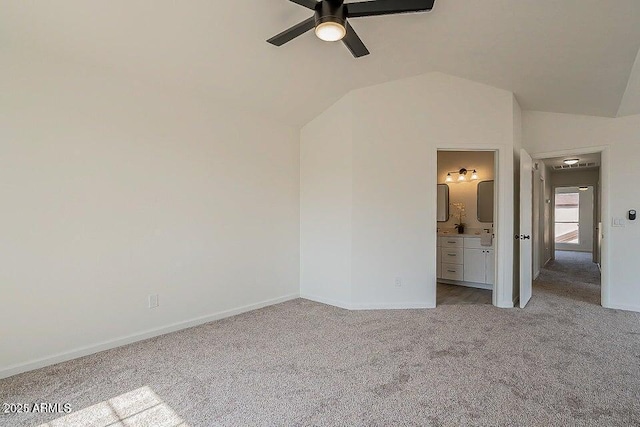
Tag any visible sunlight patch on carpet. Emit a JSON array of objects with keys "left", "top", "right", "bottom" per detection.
[{"left": 37, "top": 386, "right": 188, "bottom": 427}]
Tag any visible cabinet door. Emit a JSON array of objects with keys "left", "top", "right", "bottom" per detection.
[
  {"left": 485, "top": 249, "right": 495, "bottom": 285},
  {"left": 463, "top": 248, "right": 486, "bottom": 283}
]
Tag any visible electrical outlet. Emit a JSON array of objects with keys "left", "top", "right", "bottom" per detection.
[
  {"left": 148, "top": 294, "right": 159, "bottom": 309},
  {"left": 394, "top": 277, "right": 402, "bottom": 287}
]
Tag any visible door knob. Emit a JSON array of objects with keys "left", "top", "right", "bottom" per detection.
[{"left": 522, "top": 235, "right": 530, "bottom": 240}]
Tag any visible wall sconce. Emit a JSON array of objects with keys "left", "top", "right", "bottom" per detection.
[{"left": 445, "top": 168, "right": 478, "bottom": 183}]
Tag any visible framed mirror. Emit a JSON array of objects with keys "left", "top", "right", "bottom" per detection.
[
  {"left": 477, "top": 180, "right": 494, "bottom": 222},
  {"left": 437, "top": 184, "right": 449, "bottom": 222}
]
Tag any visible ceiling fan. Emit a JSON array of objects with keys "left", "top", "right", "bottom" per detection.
[{"left": 267, "top": 0, "right": 436, "bottom": 58}]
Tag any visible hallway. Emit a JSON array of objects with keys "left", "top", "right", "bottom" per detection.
[{"left": 533, "top": 250, "right": 601, "bottom": 306}]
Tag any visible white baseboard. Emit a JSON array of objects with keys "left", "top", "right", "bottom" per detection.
[
  {"left": 300, "top": 294, "right": 435, "bottom": 310},
  {"left": 0, "top": 293, "right": 299, "bottom": 380},
  {"left": 438, "top": 279, "right": 492, "bottom": 291},
  {"left": 350, "top": 302, "right": 435, "bottom": 310},
  {"left": 603, "top": 302, "right": 640, "bottom": 313},
  {"left": 300, "top": 293, "right": 351, "bottom": 310}
]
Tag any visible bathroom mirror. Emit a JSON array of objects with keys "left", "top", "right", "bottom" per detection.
[
  {"left": 437, "top": 184, "right": 449, "bottom": 222},
  {"left": 477, "top": 180, "right": 494, "bottom": 222}
]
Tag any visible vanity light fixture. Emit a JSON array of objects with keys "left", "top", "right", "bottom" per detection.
[{"left": 444, "top": 168, "right": 479, "bottom": 183}]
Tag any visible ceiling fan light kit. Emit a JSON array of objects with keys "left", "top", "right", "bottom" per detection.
[
  {"left": 267, "top": 0, "right": 436, "bottom": 58},
  {"left": 315, "top": 1, "right": 347, "bottom": 41},
  {"left": 315, "top": 22, "right": 346, "bottom": 42}
]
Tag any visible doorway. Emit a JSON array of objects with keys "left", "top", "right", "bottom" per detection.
[
  {"left": 436, "top": 150, "right": 496, "bottom": 305},
  {"left": 529, "top": 150, "right": 603, "bottom": 306}
]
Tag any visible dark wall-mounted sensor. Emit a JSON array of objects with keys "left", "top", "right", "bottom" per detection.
[{"left": 630, "top": 210, "right": 637, "bottom": 221}]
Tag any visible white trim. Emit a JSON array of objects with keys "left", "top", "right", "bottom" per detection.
[
  {"left": 438, "top": 279, "right": 493, "bottom": 291},
  {"left": 0, "top": 293, "right": 300, "bottom": 380},
  {"left": 300, "top": 294, "right": 351, "bottom": 310},
  {"left": 603, "top": 302, "right": 640, "bottom": 313},
  {"left": 349, "top": 302, "right": 434, "bottom": 310},
  {"left": 300, "top": 294, "right": 434, "bottom": 310}
]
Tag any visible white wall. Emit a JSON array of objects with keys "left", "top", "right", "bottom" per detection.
[
  {"left": 532, "top": 160, "right": 551, "bottom": 278},
  {"left": 0, "top": 49, "right": 301, "bottom": 376},
  {"left": 300, "top": 95, "right": 353, "bottom": 307},
  {"left": 301, "top": 72, "right": 517, "bottom": 309},
  {"left": 523, "top": 111, "right": 640, "bottom": 312},
  {"left": 437, "top": 151, "right": 495, "bottom": 231}
]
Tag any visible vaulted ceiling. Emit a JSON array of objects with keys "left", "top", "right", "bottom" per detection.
[{"left": 2, "top": 0, "right": 640, "bottom": 127}]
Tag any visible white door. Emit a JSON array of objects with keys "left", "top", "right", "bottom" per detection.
[{"left": 519, "top": 149, "right": 534, "bottom": 308}]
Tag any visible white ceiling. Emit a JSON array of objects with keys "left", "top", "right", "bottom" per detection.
[{"left": 2, "top": 0, "right": 640, "bottom": 127}]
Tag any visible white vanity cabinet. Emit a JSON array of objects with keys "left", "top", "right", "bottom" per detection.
[
  {"left": 437, "top": 235, "right": 494, "bottom": 289},
  {"left": 463, "top": 248, "right": 494, "bottom": 284}
]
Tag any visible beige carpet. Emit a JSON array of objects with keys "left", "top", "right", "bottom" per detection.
[{"left": 2, "top": 252, "right": 640, "bottom": 426}]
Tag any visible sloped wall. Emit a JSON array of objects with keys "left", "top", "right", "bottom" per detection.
[
  {"left": 300, "top": 95, "right": 354, "bottom": 307},
  {"left": 301, "top": 72, "right": 517, "bottom": 309}
]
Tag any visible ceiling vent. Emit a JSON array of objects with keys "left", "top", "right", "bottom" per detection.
[{"left": 552, "top": 162, "right": 597, "bottom": 170}]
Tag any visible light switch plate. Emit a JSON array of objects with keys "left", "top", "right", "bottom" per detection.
[{"left": 612, "top": 218, "right": 626, "bottom": 227}]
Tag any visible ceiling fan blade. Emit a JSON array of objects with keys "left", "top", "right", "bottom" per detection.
[
  {"left": 342, "top": 21, "right": 370, "bottom": 58},
  {"left": 347, "top": 0, "right": 435, "bottom": 18},
  {"left": 267, "top": 17, "right": 316, "bottom": 46},
  {"left": 290, "top": 0, "right": 319, "bottom": 9}
]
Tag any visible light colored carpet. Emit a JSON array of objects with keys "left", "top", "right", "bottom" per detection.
[{"left": 2, "top": 252, "right": 640, "bottom": 426}]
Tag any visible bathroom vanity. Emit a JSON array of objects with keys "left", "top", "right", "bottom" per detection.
[{"left": 437, "top": 232, "right": 495, "bottom": 290}]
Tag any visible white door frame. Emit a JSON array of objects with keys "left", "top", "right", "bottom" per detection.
[
  {"left": 529, "top": 146, "right": 609, "bottom": 307},
  {"left": 519, "top": 148, "right": 534, "bottom": 308},
  {"left": 434, "top": 144, "right": 514, "bottom": 308}
]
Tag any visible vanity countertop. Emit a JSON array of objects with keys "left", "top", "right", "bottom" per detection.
[{"left": 438, "top": 229, "right": 494, "bottom": 238}]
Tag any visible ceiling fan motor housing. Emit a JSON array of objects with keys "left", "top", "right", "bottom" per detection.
[{"left": 315, "top": 0, "right": 347, "bottom": 28}]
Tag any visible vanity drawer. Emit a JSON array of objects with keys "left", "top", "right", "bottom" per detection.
[
  {"left": 441, "top": 248, "right": 463, "bottom": 264},
  {"left": 439, "top": 236, "right": 463, "bottom": 248},
  {"left": 442, "top": 263, "right": 464, "bottom": 281}
]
